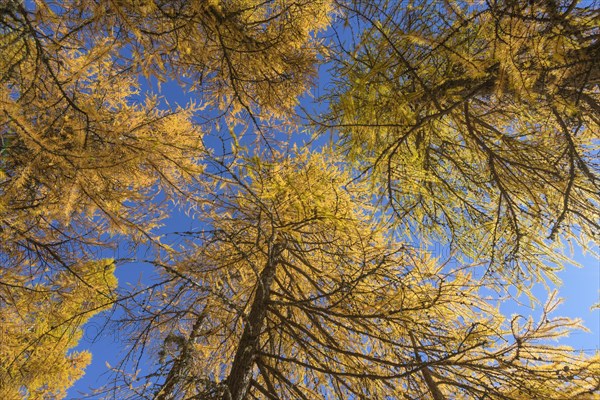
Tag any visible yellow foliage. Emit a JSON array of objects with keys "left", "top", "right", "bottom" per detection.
[
  {"left": 0, "top": 260, "right": 117, "bottom": 399},
  {"left": 135, "top": 152, "right": 599, "bottom": 399},
  {"left": 1, "top": 1, "right": 598, "bottom": 399},
  {"left": 330, "top": 0, "right": 600, "bottom": 281}
]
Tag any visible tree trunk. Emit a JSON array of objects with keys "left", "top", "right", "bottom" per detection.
[
  {"left": 409, "top": 332, "right": 446, "bottom": 400},
  {"left": 154, "top": 315, "right": 204, "bottom": 400},
  {"left": 223, "top": 242, "right": 283, "bottom": 400}
]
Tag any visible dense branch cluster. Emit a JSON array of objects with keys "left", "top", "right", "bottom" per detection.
[
  {"left": 0, "top": 1, "right": 598, "bottom": 399},
  {"left": 329, "top": 0, "right": 599, "bottom": 274}
]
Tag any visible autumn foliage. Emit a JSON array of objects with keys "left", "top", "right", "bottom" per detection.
[{"left": 0, "top": 1, "right": 598, "bottom": 399}]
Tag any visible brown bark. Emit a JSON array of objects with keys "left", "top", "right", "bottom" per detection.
[
  {"left": 155, "top": 315, "right": 205, "bottom": 400},
  {"left": 409, "top": 332, "right": 446, "bottom": 400},
  {"left": 223, "top": 242, "right": 284, "bottom": 400}
]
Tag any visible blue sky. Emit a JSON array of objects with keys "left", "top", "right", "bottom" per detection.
[
  {"left": 68, "top": 233, "right": 599, "bottom": 398},
  {"left": 67, "top": 175, "right": 599, "bottom": 398},
  {"left": 65, "top": 13, "right": 599, "bottom": 399}
]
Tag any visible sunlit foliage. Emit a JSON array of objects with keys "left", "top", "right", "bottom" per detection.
[
  {"left": 328, "top": 0, "right": 599, "bottom": 277},
  {"left": 0, "top": 260, "right": 117, "bottom": 399},
  {"left": 112, "top": 152, "right": 598, "bottom": 399},
  {"left": 0, "top": 0, "right": 598, "bottom": 399}
]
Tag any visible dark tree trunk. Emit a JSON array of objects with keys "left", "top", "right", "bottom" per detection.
[
  {"left": 155, "top": 316, "right": 205, "bottom": 400},
  {"left": 223, "top": 242, "right": 283, "bottom": 400},
  {"left": 409, "top": 332, "right": 446, "bottom": 400}
]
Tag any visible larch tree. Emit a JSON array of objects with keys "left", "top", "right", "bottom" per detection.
[
  {"left": 1, "top": 0, "right": 333, "bottom": 257},
  {"left": 0, "top": 259, "right": 117, "bottom": 399},
  {"left": 327, "top": 0, "right": 599, "bottom": 279},
  {"left": 0, "top": 0, "right": 598, "bottom": 399},
  {"left": 1, "top": 2, "right": 204, "bottom": 393},
  {"left": 106, "top": 151, "right": 598, "bottom": 399},
  {"left": 1, "top": 0, "right": 332, "bottom": 397}
]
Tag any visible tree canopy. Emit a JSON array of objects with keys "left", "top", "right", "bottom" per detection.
[
  {"left": 328, "top": 0, "right": 599, "bottom": 277},
  {"left": 0, "top": 0, "right": 598, "bottom": 399}
]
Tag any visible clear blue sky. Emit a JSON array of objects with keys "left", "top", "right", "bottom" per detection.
[
  {"left": 66, "top": 30, "right": 600, "bottom": 400},
  {"left": 68, "top": 225, "right": 599, "bottom": 398}
]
